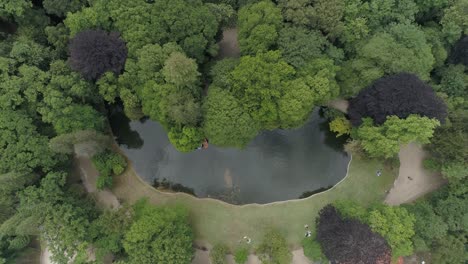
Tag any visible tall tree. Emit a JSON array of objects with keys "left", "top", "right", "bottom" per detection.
[
  {"left": 238, "top": 1, "right": 282, "bottom": 55},
  {"left": 348, "top": 73, "right": 447, "bottom": 126},
  {"left": 316, "top": 205, "right": 392, "bottom": 264},
  {"left": 69, "top": 30, "right": 128, "bottom": 81}
]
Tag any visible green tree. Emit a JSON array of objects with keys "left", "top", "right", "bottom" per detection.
[
  {"left": 355, "top": 115, "right": 440, "bottom": 158},
  {"left": 238, "top": 1, "right": 282, "bottom": 55},
  {"left": 277, "top": 78, "right": 315, "bottom": 128},
  {"left": 168, "top": 126, "right": 204, "bottom": 152},
  {"left": 404, "top": 202, "right": 448, "bottom": 251},
  {"left": 203, "top": 87, "right": 258, "bottom": 147},
  {"left": 329, "top": 117, "right": 352, "bottom": 137},
  {"left": 89, "top": 205, "right": 134, "bottom": 261},
  {"left": 277, "top": 26, "right": 327, "bottom": 68},
  {"left": 43, "top": 0, "right": 86, "bottom": 17},
  {"left": 431, "top": 235, "right": 467, "bottom": 264},
  {"left": 0, "top": 0, "right": 31, "bottom": 17},
  {"left": 123, "top": 200, "right": 194, "bottom": 264},
  {"left": 162, "top": 52, "right": 200, "bottom": 89},
  {"left": 257, "top": 229, "right": 291, "bottom": 264},
  {"left": 49, "top": 130, "right": 112, "bottom": 157},
  {"left": 277, "top": 0, "right": 314, "bottom": 26},
  {"left": 0, "top": 109, "right": 56, "bottom": 174},
  {"left": 368, "top": 205, "right": 416, "bottom": 257},
  {"left": 441, "top": 0, "right": 468, "bottom": 44},
  {"left": 230, "top": 51, "right": 295, "bottom": 129},
  {"left": 308, "top": 0, "right": 345, "bottom": 39},
  {"left": 52, "top": 104, "right": 105, "bottom": 135}
]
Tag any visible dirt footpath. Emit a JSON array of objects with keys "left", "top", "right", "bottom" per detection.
[{"left": 385, "top": 143, "right": 445, "bottom": 205}]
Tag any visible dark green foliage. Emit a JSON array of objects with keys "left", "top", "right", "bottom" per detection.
[
  {"left": 437, "top": 64, "right": 468, "bottom": 97},
  {"left": 92, "top": 149, "right": 127, "bottom": 190},
  {"left": 52, "top": 104, "right": 105, "bottom": 134},
  {"left": 256, "top": 229, "right": 291, "bottom": 264},
  {"left": 316, "top": 205, "right": 392, "bottom": 263},
  {"left": 431, "top": 235, "right": 467, "bottom": 264},
  {"left": 425, "top": 110, "right": 468, "bottom": 181},
  {"left": 450, "top": 35, "right": 468, "bottom": 66},
  {"left": 211, "top": 244, "right": 229, "bottom": 264},
  {"left": 89, "top": 205, "right": 134, "bottom": 262},
  {"left": 69, "top": 30, "right": 128, "bottom": 81},
  {"left": 123, "top": 200, "right": 194, "bottom": 264},
  {"left": 43, "top": 0, "right": 87, "bottom": 17},
  {"left": 277, "top": 26, "right": 327, "bottom": 68},
  {"left": 348, "top": 73, "right": 447, "bottom": 126},
  {"left": 0, "top": 109, "right": 56, "bottom": 174}
]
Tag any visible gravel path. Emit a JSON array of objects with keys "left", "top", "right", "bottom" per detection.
[
  {"left": 385, "top": 143, "right": 445, "bottom": 205},
  {"left": 327, "top": 99, "right": 349, "bottom": 114}
]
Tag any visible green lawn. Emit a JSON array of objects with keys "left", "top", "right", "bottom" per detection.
[{"left": 112, "top": 154, "right": 397, "bottom": 249}]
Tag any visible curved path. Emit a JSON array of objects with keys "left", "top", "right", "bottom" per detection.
[{"left": 385, "top": 143, "right": 445, "bottom": 205}]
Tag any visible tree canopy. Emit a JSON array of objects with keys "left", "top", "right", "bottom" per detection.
[
  {"left": 69, "top": 30, "right": 128, "bottom": 81},
  {"left": 316, "top": 205, "right": 392, "bottom": 264},
  {"left": 348, "top": 73, "right": 447, "bottom": 126}
]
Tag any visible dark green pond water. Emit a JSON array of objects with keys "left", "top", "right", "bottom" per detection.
[{"left": 109, "top": 107, "right": 350, "bottom": 204}]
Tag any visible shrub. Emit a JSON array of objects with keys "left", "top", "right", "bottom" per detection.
[
  {"left": 69, "top": 30, "right": 127, "bottom": 81},
  {"left": 302, "top": 238, "right": 327, "bottom": 262},
  {"left": 92, "top": 149, "right": 127, "bottom": 190},
  {"left": 329, "top": 117, "right": 352, "bottom": 137},
  {"left": 210, "top": 244, "right": 229, "bottom": 264},
  {"left": 234, "top": 247, "right": 248, "bottom": 264},
  {"left": 348, "top": 73, "right": 447, "bottom": 126},
  {"left": 257, "top": 229, "right": 291, "bottom": 264}
]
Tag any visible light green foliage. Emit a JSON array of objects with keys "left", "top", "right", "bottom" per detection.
[
  {"left": 45, "top": 23, "right": 70, "bottom": 58},
  {"left": 96, "top": 72, "right": 119, "bottom": 103},
  {"left": 329, "top": 117, "right": 352, "bottom": 137},
  {"left": 441, "top": 162, "right": 468, "bottom": 181},
  {"left": 441, "top": 0, "right": 468, "bottom": 44},
  {"left": 368, "top": 205, "right": 416, "bottom": 257},
  {"left": 92, "top": 149, "right": 127, "bottom": 189},
  {"left": 278, "top": 79, "right": 315, "bottom": 128},
  {"left": 238, "top": 1, "right": 282, "bottom": 55},
  {"left": 0, "top": 0, "right": 31, "bottom": 17},
  {"left": 278, "top": 26, "right": 327, "bottom": 68},
  {"left": 211, "top": 244, "right": 229, "bottom": 264},
  {"left": 230, "top": 51, "right": 295, "bottom": 129},
  {"left": 298, "top": 58, "right": 340, "bottom": 104},
  {"left": 333, "top": 200, "right": 368, "bottom": 221},
  {"left": 422, "top": 25, "right": 448, "bottom": 68},
  {"left": 162, "top": 52, "right": 200, "bottom": 88},
  {"left": 120, "top": 88, "right": 144, "bottom": 120},
  {"left": 356, "top": 115, "right": 440, "bottom": 158},
  {"left": 43, "top": 0, "right": 86, "bottom": 17},
  {"left": 432, "top": 235, "right": 467, "bottom": 264},
  {"left": 123, "top": 200, "right": 194, "bottom": 264},
  {"left": 136, "top": 43, "right": 183, "bottom": 84},
  {"left": 234, "top": 247, "right": 249, "bottom": 264},
  {"left": 0, "top": 109, "right": 56, "bottom": 174},
  {"left": 301, "top": 238, "right": 327, "bottom": 262},
  {"left": 90, "top": 205, "right": 134, "bottom": 261},
  {"left": 257, "top": 229, "right": 292, "bottom": 264},
  {"left": 63, "top": 1, "right": 111, "bottom": 36},
  {"left": 203, "top": 87, "right": 258, "bottom": 147},
  {"left": 52, "top": 104, "right": 105, "bottom": 134},
  {"left": 168, "top": 126, "right": 204, "bottom": 152}
]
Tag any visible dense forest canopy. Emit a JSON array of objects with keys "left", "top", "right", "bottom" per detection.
[{"left": 0, "top": 0, "right": 467, "bottom": 263}]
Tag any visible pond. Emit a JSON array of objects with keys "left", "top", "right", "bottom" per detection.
[{"left": 109, "top": 106, "right": 350, "bottom": 204}]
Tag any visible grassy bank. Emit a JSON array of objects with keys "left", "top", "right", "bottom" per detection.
[{"left": 112, "top": 154, "right": 396, "bottom": 249}]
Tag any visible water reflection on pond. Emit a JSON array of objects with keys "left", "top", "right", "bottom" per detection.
[{"left": 109, "top": 107, "right": 350, "bottom": 204}]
